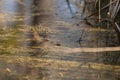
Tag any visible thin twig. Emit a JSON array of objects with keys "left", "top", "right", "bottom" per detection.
[{"left": 86, "top": 0, "right": 117, "bottom": 18}]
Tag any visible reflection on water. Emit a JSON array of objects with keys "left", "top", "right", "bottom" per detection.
[
  {"left": 32, "top": 0, "right": 54, "bottom": 25},
  {"left": 0, "top": 0, "right": 48, "bottom": 79},
  {"left": 0, "top": 0, "right": 119, "bottom": 80},
  {"left": 0, "top": 0, "right": 54, "bottom": 26},
  {"left": 2, "top": 0, "right": 17, "bottom": 12},
  {"left": 0, "top": 57, "right": 47, "bottom": 80},
  {"left": 103, "top": 51, "right": 120, "bottom": 65}
]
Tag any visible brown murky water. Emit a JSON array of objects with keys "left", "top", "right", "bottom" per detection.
[{"left": 0, "top": 0, "right": 120, "bottom": 80}]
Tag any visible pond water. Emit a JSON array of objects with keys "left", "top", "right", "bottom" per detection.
[{"left": 0, "top": 0, "right": 120, "bottom": 80}]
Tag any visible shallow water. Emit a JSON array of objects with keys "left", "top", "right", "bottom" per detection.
[{"left": 0, "top": 0, "right": 120, "bottom": 80}]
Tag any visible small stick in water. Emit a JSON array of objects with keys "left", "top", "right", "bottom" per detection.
[{"left": 66, "top": 0, "right": 73, "bottom": 14}]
